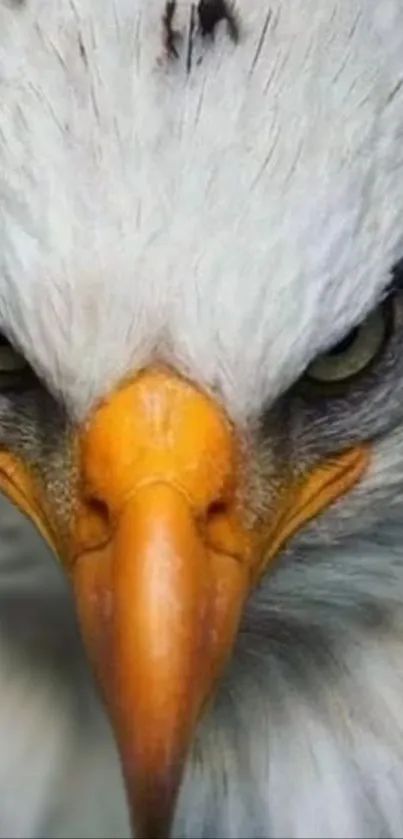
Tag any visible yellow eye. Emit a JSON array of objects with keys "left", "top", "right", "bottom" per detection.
[
  {"left": 306, "top": 307, "right": 389, "bottom": 385},
  {"left": 0, "top": 336, "right": 28, "bottom": 376}
]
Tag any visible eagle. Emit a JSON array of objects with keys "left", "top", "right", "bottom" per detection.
[{"left": 0, "top": 0, "right": 403, "bottom": 836}]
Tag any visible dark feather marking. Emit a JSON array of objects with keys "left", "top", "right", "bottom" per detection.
[
  {"left": 249, "top": 124, "right": 280, "bottom": 192},
  {"left": 161, "top": 0, "right": 240, "bottom": 69},
  {"left": 77, "top": 33, "right": 88, "bottom": 67},
  {"left": 162, "top": 0, "right": 181, "bottom": 59},
  {"left": 387, "top": 77, "right": 403, "bottom": 104},
  {"left": 34, "top": 23, "right": 68, "bottom": 72},
  {"left": 195, "top": 80, "right": 206, "bottom": 125},
  {"left": 186, "top": 4, "right": 197, "bottom": 74},
  {"left": 197, "top": 0, "right": 240, "bottom": 43},
  {"left": 249, "top": 5, "right": 272, "bottom": 75}
]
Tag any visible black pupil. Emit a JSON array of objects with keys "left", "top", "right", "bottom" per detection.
[{"left": 327, "top": 328, "right": 359, "bottom": 357}]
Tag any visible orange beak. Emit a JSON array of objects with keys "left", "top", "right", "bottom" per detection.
[
  {"left": 0, "top": 367, "right": 369, "bottom": 839},
  {"left": 71, "top": 370, "right": 251, "bottom": 838}
]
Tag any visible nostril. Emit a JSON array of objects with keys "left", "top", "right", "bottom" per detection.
[
  {"left": 203, "top": 496, "right": 248, "bottom": 562},
  {"left": 207, "top": 499, "right": 229, "bottom": 521},
  {"left": 87, "top": 496, "right": 111, "bottom": 527},
  {"left": 204, "top": 496, "right": 232, "bottom": 538},
  {"left": 75, "top": 494, "right": 112, "bottom": 557},
  {"left": 195, "top": 497, "right": 229, "bottom": 542}
]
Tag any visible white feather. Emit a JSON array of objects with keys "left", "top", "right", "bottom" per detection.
[{"left": 0, "top": 0, "right": 402, "bottom": 418}]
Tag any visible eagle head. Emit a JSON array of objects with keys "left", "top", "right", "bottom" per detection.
[{"left": 1, "top": 1, "right": 403, "bottom": 836}]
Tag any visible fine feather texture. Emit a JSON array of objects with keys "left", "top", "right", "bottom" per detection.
[
  {"left": 1, "top": 1, "right": 403, "bottom": 838},
  {"left": 0, "top": 495, "right": 130, "bottom": 838},
  {"left": 0, "top": 0, "right": 403, "bottom": 418}
]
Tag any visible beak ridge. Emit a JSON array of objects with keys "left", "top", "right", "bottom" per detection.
[{"left": 72, "top": 373, "right": 247, "bottom": 838}]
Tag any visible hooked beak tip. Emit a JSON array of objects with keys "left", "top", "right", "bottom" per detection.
[
  {"left": 72, "top": 485, "right": 248, "bottom": 839},
  {"left": 121, "top": 752, "right": 185, "bottom": 839}
]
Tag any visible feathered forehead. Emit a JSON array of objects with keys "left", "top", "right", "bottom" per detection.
[{"left": 0, "top": 0, "right": 403, "bottom": 420}]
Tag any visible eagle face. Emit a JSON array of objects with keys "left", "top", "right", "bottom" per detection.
[{"left": 1, "top": 1, "right": 403, "bottom": 837}]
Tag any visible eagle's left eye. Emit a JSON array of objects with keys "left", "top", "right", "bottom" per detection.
[
  {"left": 0, "top": 334, "right": 28, "bottom": 378},
  {"left": 306, "top": 304, "right": 390, "bottom": 385}
]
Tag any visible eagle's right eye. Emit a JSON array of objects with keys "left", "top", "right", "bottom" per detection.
[
  {"left": 0, "top": 334, "right": 28, "bottom": 376},
  {"left": 305, "top": 303, "right": 391, "bottom": 386}
]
